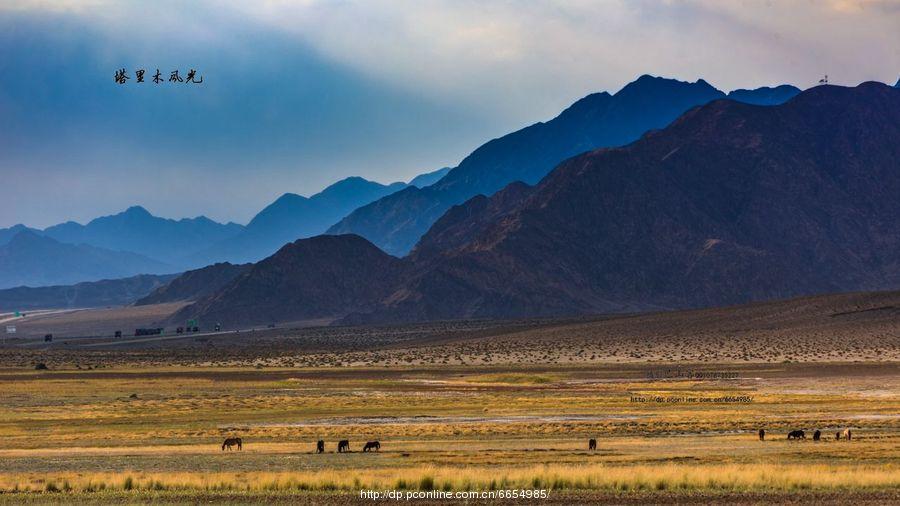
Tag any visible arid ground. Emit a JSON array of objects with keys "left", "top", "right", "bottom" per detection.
[{"left": 0, "top": 291, "right": 897, "bottom": 504}]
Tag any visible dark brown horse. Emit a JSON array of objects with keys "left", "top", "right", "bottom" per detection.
[
  {"left": 338, "top": 439, "right": 350, "bottom": 453},
  {"left": 363, "top": 441, "right": 380, "bottom": 452},
  {"left": 813, "top": 430, "right": 821, "bottom": 441},
  {"left": 588, "top": 439, "right": 597, "bottom": 450},
  {"left": 758, "top": 429, "right": 765, "bottom": 441},
  {"left": 787, "top": 430, "right": 805, "bottom": 440},
  {"left": 316, "top": 440, "right": 325, "bottom": 453},
  {"left": 222, "top": 437, "right": 242, "bottom": 451}
]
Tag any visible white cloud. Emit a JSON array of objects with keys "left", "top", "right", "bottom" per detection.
[
  {"left": 4, "top": 0, "right": 897, "bottom": 122},
  {"left": 217, "top": 0, "right": 900, "bottom": 120}
]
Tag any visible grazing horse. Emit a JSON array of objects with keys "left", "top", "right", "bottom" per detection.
[
  {"left": 787, "top": 430, "right": 805, "bottom": 440},
  {"left": 316, "top": 440, "right": 325, "bottom": 454},
  {"left": 337, "top": 440, "right": 350, "bottom": 453},
  {"left": 758, "top": 429, "right": 765, "bottom": 441},
  {"left": 363, "top": 441, "right": 381, "bottom": 452},
  {"left": 222, "top": 437, "right": 242, "bottom": 451},
  {"left": 841, "top": 429, "right": 852, "bottom": 441},
  {"left": 836, "top": 431, "right": 841, "bottom": 440},
  {"left": 813, "top": 430, "right": 821, "bottom": 441},
  {"left": 588, "top": 439, "right": 597, "bottom": 450}
]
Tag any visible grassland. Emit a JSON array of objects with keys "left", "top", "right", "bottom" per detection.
[
  {"left": 0, "top": 294, "right": 897, "bottom": 503},
  {"left": 0, "top": 361, "right": 897, "bottom": 504}
]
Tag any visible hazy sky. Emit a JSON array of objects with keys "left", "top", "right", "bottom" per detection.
[{"left": 1, "top": 0, "right": 898, "bottom": 228}]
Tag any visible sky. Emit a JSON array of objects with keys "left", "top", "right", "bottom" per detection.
[{"left": 1, "top": 0, "right": 898, "bottom": 228}]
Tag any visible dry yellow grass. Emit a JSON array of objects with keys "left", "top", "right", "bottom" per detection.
[{"left": 2, "top": 463, "right": 898, "bottom": 494}]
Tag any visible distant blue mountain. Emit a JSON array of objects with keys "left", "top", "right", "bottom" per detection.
[
  {"left": 329, "top": 75, "right": 802, "bottom": 256},
  {"left": 42, "top": 206, "right": 243, "bottom": 268},
  {"left": 192, "top": 176, "right": 408, "bottom": 264},
  {"left": 727, "top": 85, "right": 801, "bottom": 105},
  {"left": 0, "top": 231, "right": 174, "bottom": 289},
  {"left": 0, "top": 224, "right": 41, "bottom": 245},
  {"left": 0, "top": 273, "right": 177, "bottom": 311},
  {"left": 408, "top": 167, "right": 451, "bottom": 188}
]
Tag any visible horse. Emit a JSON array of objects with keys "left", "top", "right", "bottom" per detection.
[
  {"left": 316, "top": 440, "right": 325, "bottom": 454},
  {"left": 222, "top": 437, "right": 242, "bottom": 451},
  {"left": 841, "top": 428, "right": 852, "bottom": 441},
  {"left": 363, "top": 441, "right": 381, "bottom": 452},
  {"left": 588, "top": 438, "right": 597, "bottom": 450},
  {"left": 758, "top": 429, "right": 765, "bottom": 441},
  {"left": 836, "top": 431, "right": 841, "bottom": 440},
  {"left": 813, "top": 430, "right": 821, "bottom": 441},
  {"left": 338, "top": 439, "right": 350, "bottom": 453},
  {"left": 787, "top": 430, "right": 805, "bottom": 440}
]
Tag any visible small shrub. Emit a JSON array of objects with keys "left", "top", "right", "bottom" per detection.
[{"left": 418, "top": 475, "right": 434, "bottom": 490}]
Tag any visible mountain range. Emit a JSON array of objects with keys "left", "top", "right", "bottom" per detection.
[
  {"left": 0, "top": 231, "right": 174, "bottom": 289},
  {"left": 172, "top": 82, "right": 900, "bottom": 326},
  {"left": 41, "top": 206, "right": 244, "bottom": 266},
  {"left": 0, "top": 273, "right": 177, "bottom": 311},
  {"left": 327, "top": 76, "right": 802, "bottom": 256},
  {"left": 8, "top": 75, "right": 894, "bottom": 297},
  {"left": 190, "top": 177, "right": 408, "bottom": 265},
  {"left": 0, "top": 172, "right": 438, "bottom": 288}
]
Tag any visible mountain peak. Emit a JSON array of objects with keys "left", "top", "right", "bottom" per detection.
[
  {"left": 316, "top": 176, "right": 406, "bottom": 198},
  {"left": 8, "top": 229, "right": 46, "bottom": 245},
  {"left": 123, "top": 205, "right": 152, "bottom": 217},
  {"left": 273, "top": 192, "right": 307, "bottom": 204},
  {"left": 319, "top": 176, "right": 377, "bottom": 193},
  {"left": 556, "top": 91, "right": 613, "bottom": 120},
  {"left": 618, "top": 75, "right": 721, "bottom": 97}
]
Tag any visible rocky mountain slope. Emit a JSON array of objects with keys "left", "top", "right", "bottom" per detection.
[{"left": 327, "top": 76, "right": 801, "bottom": 256}]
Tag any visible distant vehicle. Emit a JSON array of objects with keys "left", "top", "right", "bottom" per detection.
[
  {"left": 214, "top": 324, "right": 221, "bottom": 332},
  {"left": 134, "top": 328, "right": 163, "bottom": 337},
  {"left": 267, "top": 324, "right": 276, "bottom": 329},
  {"left": 114, "top": 330, "right": 122, "bottom": 338},
  {"left": 192, "top": 326, "right": 199, "bottom": 332},
  {"left": 44, "top": 334, "right": 53, "bottom": 342},
  {"left": 176, "top": 327, "right": 184, "bottom": 334}
]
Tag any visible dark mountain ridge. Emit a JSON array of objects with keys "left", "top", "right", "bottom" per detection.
[
  {"left": 327, "top": 76, "right": 803, "bottom": 256},
  {"left": 135, "top": 262, "right": 251, "bottom": 306},
  {"left": 327, "top": 75, "right": 800, "bottom": 256},
  {"left": 170, "top": 234, "right": 404, "bottom": 326},
  {"left": 725, "top": 85, "right": 801, "bottom": 105}
]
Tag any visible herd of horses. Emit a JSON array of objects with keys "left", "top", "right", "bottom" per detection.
[
  {"left": 768, "top": 428, "right": 853, "bottom": 441},
  {"left": 222, "top": 437, "right": 380, "bottom": 453},
  {"left": 223, "top": 429, "right": 855, "bottom": 453}
]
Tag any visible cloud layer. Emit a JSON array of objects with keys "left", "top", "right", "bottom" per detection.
[{"left": 1, "top": 0, "right": 897, "bottom": 228}]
